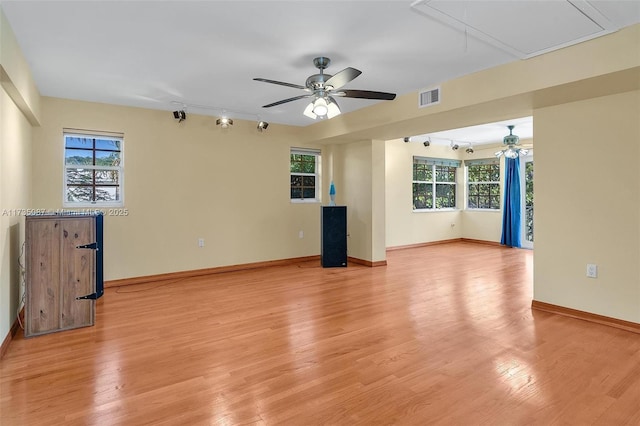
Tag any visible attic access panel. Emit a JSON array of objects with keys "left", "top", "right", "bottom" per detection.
[{"left": 410, "top": 0, "right": 618, "bottom": 58}]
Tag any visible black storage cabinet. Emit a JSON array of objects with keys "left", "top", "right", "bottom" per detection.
[{"left": 321, "top": 206, "right": 347, "bottom": 267}]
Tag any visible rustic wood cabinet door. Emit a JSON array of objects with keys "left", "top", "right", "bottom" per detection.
[
  {"left": 26, "top": 215, "right": 96, "bottom": 337},
  {"left": 60, "top": 218, "right": 95, "bottom": 330},
  {"left": 25, "top": 219, "right": 61, "bottom": 336}
]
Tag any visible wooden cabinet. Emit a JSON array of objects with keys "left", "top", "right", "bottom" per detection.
[{"left": 25, "top": 214, "right": 101, "bottom": 337}]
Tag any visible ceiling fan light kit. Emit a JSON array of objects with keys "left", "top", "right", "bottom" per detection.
[
  {"left": 496, "top": 125, "right": 529, "bottom": 158},
  {"left": 255, "top": 56, "right": 396, "bottom": 120}
]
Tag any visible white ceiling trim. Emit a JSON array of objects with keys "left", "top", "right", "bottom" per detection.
[{"left": 410, "top": 0, "right": 619, "bottom": 59}]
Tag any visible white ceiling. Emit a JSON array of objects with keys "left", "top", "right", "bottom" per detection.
[
  {"left": 410, "top": 116, "right": 533, "bottom": 147},
  {"left": 1, "top": 1, "right": 639, "bottom": 127}
]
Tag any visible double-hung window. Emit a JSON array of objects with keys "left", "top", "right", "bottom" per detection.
[
  {"left": 466, "top": 158, "right": 500, "bottom": 210},
  {"left": 290, "top": 148, "right": 320, "bottom": 202},
  {"left": 63, "top": 130, "right": 124, "bottom": 207},
  {"left": 413, "top": 157, "right": 460, "bottom": 210}
]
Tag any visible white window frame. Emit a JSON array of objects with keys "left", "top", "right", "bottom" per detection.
[
  {"left": 520, "top": 154, "right": 534, "bottom": 249},
  {"left": 63, "top": 130, "right": 124, "bottom": 208},
  {"left": 290, "top": 148, "right": 321, "bottom": 203},
  {"left": 465, "top": 158, "right": 501, "bottom": 211},
  {"left": 412, "top": 157, "right": 460, "bottom": 211}
]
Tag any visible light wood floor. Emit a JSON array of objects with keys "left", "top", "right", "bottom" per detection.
[{"left": 1, "top": 242, "right": 639, "bottom": 425}]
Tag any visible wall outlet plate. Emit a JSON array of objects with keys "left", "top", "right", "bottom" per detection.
[{"left": 586, "top": 263, "right": 597, "bottom": 278}]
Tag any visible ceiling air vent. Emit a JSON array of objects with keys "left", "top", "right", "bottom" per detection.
[{"left": 419, "top": 87, "right": 440, "bottom": 108}]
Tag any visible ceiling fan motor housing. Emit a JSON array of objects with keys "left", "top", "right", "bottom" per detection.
[
  {"left": 306, "top": 74, "right": 333, "bottom": 91},
  {"left": 503, "top": 125, "right": 520, "bottom": 145}
]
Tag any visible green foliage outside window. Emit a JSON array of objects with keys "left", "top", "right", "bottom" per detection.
[
  {"left": 525, "top": 161, "right": 534, "bottom": 242},
  {"left": 290, "top": 152, "right": 318, "bottom": 200},
  {"left": 413, "top": 163, "right": 457, "bottom": 210},
  {"left": 467, "top": 163, "right": 500, "bottom": 209}
]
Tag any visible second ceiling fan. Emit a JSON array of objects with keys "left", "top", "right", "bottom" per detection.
[{"left": 254, "top": 56, "right": 396, "bottom": 120}]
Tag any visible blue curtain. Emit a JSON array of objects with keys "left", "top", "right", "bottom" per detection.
[{"left": 501, "top": 157, "right": 521, "bottom": 247}]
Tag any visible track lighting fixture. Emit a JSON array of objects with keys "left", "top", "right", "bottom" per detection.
[
  {"left": 173, "top": 110, "right": 186, "bottom": 122},
  {"left": 404, "top": 136, "right": 430, "bottom": 146},
  {"left": 257, "top": 121, "right": 269, "bottom": 132},
  {"left": 466, "top": 146, "right": 474, "bottom": 154},
  {"left": 451, "top": 141, "right": 459, "bottom": 150},
  {"left": 216, "top": 117, "right": 233, "bottom": 128}
]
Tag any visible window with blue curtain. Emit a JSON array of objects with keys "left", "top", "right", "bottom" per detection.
[{"left": 501, "top": 157, "right": 521, "bottom": 247}]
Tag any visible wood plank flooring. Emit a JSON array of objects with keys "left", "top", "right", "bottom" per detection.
[{"left": 1, "top": 242, "right": 639, "bottom": 425}]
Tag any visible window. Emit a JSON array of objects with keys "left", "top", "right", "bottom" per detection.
[
  {"left": 63, "top": 131, "right": 124, "bottom": 206},
  {"left": 466, "top": 159, "right": 500, "bottom": 210},
  {"left": 290, "top": 148, "right": 320, "bottom": 202},
  {"left": 413, "top": 157, "right": 460, "bottom": 210}
]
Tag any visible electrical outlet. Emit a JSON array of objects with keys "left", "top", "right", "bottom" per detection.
[
  {"left": 586, "top": 263, "right": 597, "bottom": 278},
  {"left": 298, "top": 230, "right": 304, "bottom": 239},
  {"left": 198, "top": 238, "right": 205, "bottom": 248}
]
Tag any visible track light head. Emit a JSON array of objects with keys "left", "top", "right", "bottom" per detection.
[
  {"left": 423, "top": 141, "right": 430, "bottom": 147},
  {"left": 173, "top": 110, "right": 186, "bottom": 122},
  {"left": 257, "top": 121, "right": 269, "bottom": 132},
  {"left": 216, "top": 117, "right": 233, "bottom": 128},
  {"left": 466, "top": 147, "right": 474, "bottom": 154},
  {"left": 451, "top": 144, "right": 459, "bottom": 150},
  {"left": 404, "top": 137, "right": 410, "bottom": 143}
]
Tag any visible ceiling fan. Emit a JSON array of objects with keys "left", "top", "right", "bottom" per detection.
[
  {"left": 495, "top": 125, "right": 532, "bottom": 158},
  {"left": 253, "top": 56, "right": 396, "bottom": 120}
]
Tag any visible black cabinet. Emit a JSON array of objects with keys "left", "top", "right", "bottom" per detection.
[{"left": 321, "top": 206, "right": 347, "bottom": 267}]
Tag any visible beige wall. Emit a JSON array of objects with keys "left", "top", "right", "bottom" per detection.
[
  {"left": 0, "top": 88, "right": 33, "bottom": 346},
  {"left": 33, "top": 98, "right": 323, "bottom": 281},
  {"left": 331, "top": 140, "right": 374, "bottom": 261},
  {"left": 2, "top": 10, "right": 639, "bottom": 347},
  {"left": 385, "top": 141, "right": 464, "bottom": 247},
  {"left": 330, "top": 139, "right": 387, "bottom": 263},
  {"left": 384, "top": 138, "right": 537, "bottom": 247},
  {"left": 461, "top": 143, "right": 509, "bottom": 243},
  {"left": 0, "top": 11, "right": 40, "bottom": 125},
  {"left": 0, "top": 9, "right": 35, "bottom": 344},
  {"left": 533, "top": 90, "right": 640, "bottom": 323},
  {"left": 371, "top": 140, "right": 386, "bottom": 262}
]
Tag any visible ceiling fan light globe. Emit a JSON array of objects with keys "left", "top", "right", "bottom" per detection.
[
  {"left": 312, "top": 98, "right": 329, "bottom": 116},
  {"left": 326, "top": 100, "right": 341, "bottom": 119},
  {"left": 504, "top": 147, "right": 519, "bottom": 159},
  {"left": 303, "top": 102, "right": 317, "bottom": 119}
]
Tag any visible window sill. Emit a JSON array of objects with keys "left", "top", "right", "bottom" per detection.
[
  {"left": 291, "top": 199, "right": 321, "bottom": 204},
  {"left": 465, "top": 208, "right": 501, "bottom": 212},
  {"left": 412, "top": 208, "right": 459, "bottom": 213},
  {"left": 63, "top": 202, "right": 124, "bottom": 208}
]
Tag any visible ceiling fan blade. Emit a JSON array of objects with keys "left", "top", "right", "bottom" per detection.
[
  {"left": 335, "top": 89, "right": 396, "bottom": 100},
  {"left": 324, "top": 67, "right": 362, "bottom": 90},
  {"left": 262, "top": 94, "right": 313, "bottom": 108},
  {"left": 254, "top": 78, "right": 307, "bottom": 90}
]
